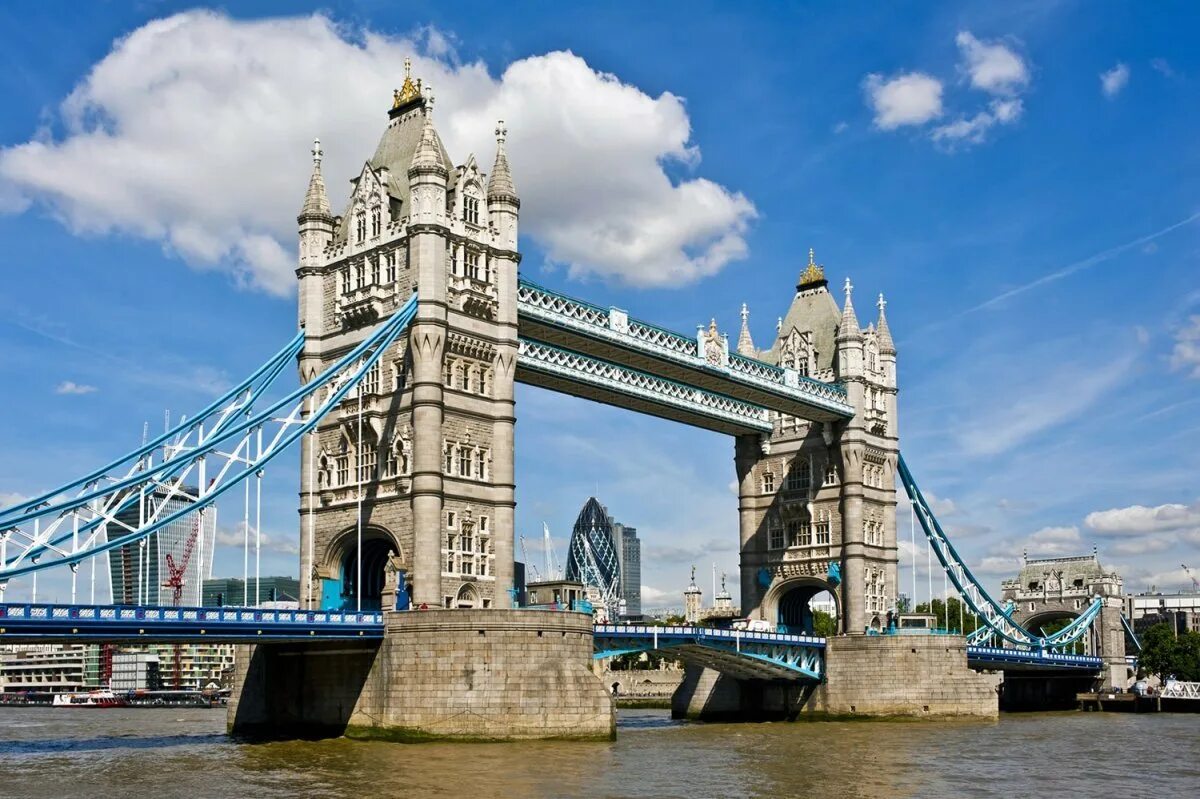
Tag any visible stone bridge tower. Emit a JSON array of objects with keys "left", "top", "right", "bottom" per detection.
[
  {"left": 734, "top": 252, "right": 899, "bottom": 635},
  {"left": 1001, "top": 552, "right": 1128, "bottom": 687},
  {"left": 295, "top": 67, "right": 520, "bottom": 612}
]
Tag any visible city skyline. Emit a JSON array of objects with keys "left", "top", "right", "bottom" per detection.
[{"left": 0, "top": 2, "right": 1197, "bottom": 608}]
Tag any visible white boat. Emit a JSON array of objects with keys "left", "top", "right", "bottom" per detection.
[{"left": 52, "top": 690, "right": 126, "bottom": 708}]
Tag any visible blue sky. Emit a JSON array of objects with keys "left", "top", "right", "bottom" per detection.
[{"left": 1, "top": 1, "right": 1198, "bottom": 609}]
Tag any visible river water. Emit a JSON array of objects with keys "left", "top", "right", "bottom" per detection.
[{"left": 0, "top": 708, "right": 1196, "bottom": 798}]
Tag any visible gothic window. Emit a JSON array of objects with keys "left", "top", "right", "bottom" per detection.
[
  {"left": 823, "top": 462, "right": 838, "bottom": 486},
  {"left": 356, "top": 436, "right": 377, "bottom": 483},
  {"left": 458, "top": 447, "right": 472, "bottom": 477},
  {"left": 447, "top": 510, "right": 457, "bottom": 528},
  {"left": 460, "top": 365, "right": 471, "bottom": 392},
  {"left": 444, "top": 443, "right": 453, "bottom": 474},
  {"left": 335, "top": 455, "right": 350, "bottom": 486},
  {"left": 481, "top": 368, "right": 491, "bottom": 397},
  {"left": 762, "top": 471, "right": 775, "bottom": 494},
  {"left": 466, "top": 250, "right": 481, "bottom": 280},
  {"left": 443, "top": 359, "right": 454, "bottom": 386},
  {"left": 363, "top": 361, "right": 381, "bottom": 395},
  {"left": 474, "top": 449, "right": 486, "bottom": 480},
  {"left": 464, "top": 195, "right": 480, "bottom": 226},
  {"left": 815, "top": 511, "right": 831, "bottom": 546},
  {"left": 354, "top": 261, "right": 365, "bottom": 289},
  {"left": 393, "top": 359, "right": 406, "bottom": 391},
  {"left": 370, "top": 206, "right": 382, "bottom": 237},
  {"left": 370, "top": 255, "right": 380, "bottom": 285},
  {"left": 767, "top": 516, "right": 784, "bottom": 550},
  {"left": 786, "top": 519, "right": 811, "bottom": 548},
  {"left": 355, "top": 210, "right": 366, "bottom": 242},
  {"left": 385, "top": 251, "right": 396, "bottom": 283},
  {"left": 383, "top": 441, "right": 398, "bottom": 478},
  {"left": 461, "top": 558, "right": 474, "bottom": 576},
  {"left": 340, "top": 267, "right": 350, "bottom": 296},
  {"left": 786, "top": 458, "right": 811, "bottom": 492}
]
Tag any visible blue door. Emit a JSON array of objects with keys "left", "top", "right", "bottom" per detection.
[{"left": 320, "top": 577, "right": 343, "bottom": 610}]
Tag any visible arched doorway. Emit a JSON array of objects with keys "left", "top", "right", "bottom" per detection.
[
  {"left": 771, "top": 579, "right": 840, "bottom": 635},
  {"left": 323, "top": 527, "right": 401, "bottom": 612},
  {"left": 1021, "top": 610, "right": 1092, "bottom": 655}
]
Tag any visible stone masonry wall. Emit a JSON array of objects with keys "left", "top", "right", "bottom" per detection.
[
  {"left": 228, "top": 609, "right": 614, "bottom": 741},
  {"left": 803, "top": 635, "right": 999, "bottom": 718}
]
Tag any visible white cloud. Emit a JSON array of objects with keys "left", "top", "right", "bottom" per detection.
[
  {"left": 1100, "top": 63, "right": 1130, "bottom": 97},
  {"left": 1170, "top": 315, "right": 1200, "bottom": 378},
  {"left": 1023, "top": 525, "right": 1083, "bottom": 556},
  {"left": 1084, "top": 500, "right": 1200, "bottom": 535},
  {"left": 863, "top": 72, "right": 944, "bottom": 129},
  {"left": 955, "top": 32, "right": 1029, "bottom": 95},
  {"left": 1150, "top": 58, "right": 1176, "bottom": 79},
  {"left": 0, "top": 11, "right": 755, "bottom": 294},
  {"left": 54, "top": 380, "right": 97, "bottom": 395},
  {"left": 932, "top": 98, "right": 1024, "bottom": 146},
  {"left": 215, "top": 523, "right": 300, "bottom": 555}
]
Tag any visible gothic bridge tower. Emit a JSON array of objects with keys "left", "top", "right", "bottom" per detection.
[
  {"left": 295, "top": 64, "right": 520, "bottom": 612},
  {"left": 732, "top": 251, "right": 899, "bottom": 635}
]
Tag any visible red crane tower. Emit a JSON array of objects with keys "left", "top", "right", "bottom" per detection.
[{"left": 161, "top": 514, "right": 202, "bottom": 688}]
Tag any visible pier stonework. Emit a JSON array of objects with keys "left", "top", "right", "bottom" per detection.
[
  {"left": 229, "top": 609, "right": 614, "bottom": 741},
  {"left": 672, "top": 636, "right": 999, "bottom": 721}
]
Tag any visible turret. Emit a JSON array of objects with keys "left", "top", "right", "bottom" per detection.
[
  {"left": 836, "top": 277, "right": 864, "bottom": 379},
  {"left": 487, "top": 121, "right": 520, "bottom": 250},
  {"left": 407, "top": 88, "right": 448, "bottom": 224},
  {"left": 297, "top": 138, "right": 333, "bottom": 338},
  {"left": 736, "top": 303, "right": 756, "bottom": 356},
  {"left": 876, "top": 293, "right": 896, "bottom": 388}
]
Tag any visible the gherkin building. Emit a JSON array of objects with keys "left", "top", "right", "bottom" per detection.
[{"left": 565, "top": 497, "right": 620, "bottom": 601}]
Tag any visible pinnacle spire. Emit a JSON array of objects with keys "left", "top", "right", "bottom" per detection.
[
  {"left": 409, "top": 87, "right": 447, "bottom": 177},
  {"left": 487, "top": 120, "right": 518, "bottom": 201},
  {"left": 299, "top": 137, "right": 331, "bottom": 218},
  {"left": 839, "top": 276, "right": 861, "bottom": 339},
  {"left": 876, "top": 292, "right": 895, "bottom": 354},
  {"left": 797, "top": 247, "right": 828, "bottom": 291},
  {"left": 736, "top": 303, "right": 756, "bottom": 356}
]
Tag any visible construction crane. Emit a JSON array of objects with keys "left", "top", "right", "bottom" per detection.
[
  {"left": 161, "top": 514, "right": 201, "bottom": 690},
  {"left": 1183, "top": 564, "right": 1200, "bottom": 591},
  {"left": 520, "top": 535, "right": 542, "bottom": 582}
]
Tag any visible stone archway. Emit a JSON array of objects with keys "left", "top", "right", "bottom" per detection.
[
  {"left": 322, "top": 526, "right": 403, "bottom": 611},
  {"left": 761, "top": 576, "right": 840, "bottom": 635},
  {"left": 454, "top": 582, "right": 480, "bottom": 609}
]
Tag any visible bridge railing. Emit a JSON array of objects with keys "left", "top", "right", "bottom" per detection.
[
  {"left": 0, "top": 601, "right": 384, "bottom": 628},
  {"left": 594, "top": 623, "right": 825, "bottom": 648}
]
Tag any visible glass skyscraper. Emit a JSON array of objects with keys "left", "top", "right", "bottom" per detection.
[
  {"left": 565, "top": 497, "right": 640, "bottom": 618},
  {"left": 107, "top": 487, "right": 215, "bottom": 606}
]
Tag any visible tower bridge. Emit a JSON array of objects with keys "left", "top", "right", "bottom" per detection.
[{"left": 0, "top": 70, "right": 1124, "bottom": 739}]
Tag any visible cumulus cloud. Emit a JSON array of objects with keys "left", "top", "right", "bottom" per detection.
[
  {"left": 863, "top": 72, "right": 944, "bottom": 129},
  {"left": 955, "top": 32, "right": 1029, "bottom": 95},
  {"left": 1100, "top": 63, "right": 1130, "bottom": 97},
  {"left": 865, "top": 31, "right": 1028, "bottom": 148},
  {"left": 1170, "top": 315, "right": 1200, "bottom": 378},
  {"left": 215, "top": 523, "right": 300, "bottom": 555},
  {"left": 1084, "top": 500, "right": 1200, "bottom": 535},
  {"left": 0, "top": 11, "right": 755, "bottom": 294},
  {"left": 1023, "top": 525, "right": 1083, "bottom": 556},
  {"left": 54, "top": 380, "right": 97, "bottom": 395}
]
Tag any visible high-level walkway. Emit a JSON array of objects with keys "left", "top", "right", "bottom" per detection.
[{"left": 516, "top": 280, "right": 853, "bottom": 434}]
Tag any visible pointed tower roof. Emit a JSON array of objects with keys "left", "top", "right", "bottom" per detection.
[
  {"left": 797, "top": 248, "right": 828, "bottom": 291},
  {"left": 299, "top": 138, "right": 331, "bottom": 218},
  {"left": 876, "top": 293, "right": 895, "bottom": 354},
  {"left": 409, "top": 87, "right": 448, "bottom": 177},
  {"left": 487, "top": 120, "right": 518, "bottom": 202},
  {"left": 838, "top": 277, "right": 861, "bottom": 340},
  {"left": 736, "top": 303, "right": 756, "bottom": 356}
]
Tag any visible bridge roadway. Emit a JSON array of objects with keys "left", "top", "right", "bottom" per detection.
[
  {"left": 515, "top": 279, "right": 854, "bottom": 434},
  {"left": 0, "top": 604, "right": 1103, "bottom": 677}
]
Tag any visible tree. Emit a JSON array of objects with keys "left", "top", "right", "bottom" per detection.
[
  {"left": 1138, "top": 623, "right": 1200, "bottom": 681},
  {"left": 812, "top": 610, "right": 838, "bottom": 637}
]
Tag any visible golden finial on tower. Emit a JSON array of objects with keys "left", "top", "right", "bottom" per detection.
[
  {"left": 797, "top": 247, "right": 827, "bottom": 289},
  {"left": 392, "top": 56, "right": 422, "bottom": 109}
]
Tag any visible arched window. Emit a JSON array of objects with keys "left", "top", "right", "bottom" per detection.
[
  {"left": 474, "top": 449, "right": 486, "bottom": 480},
  {"left": 464, "top": 194, "right": 480, "bottom": 226},
  {"left": 370, "top": 206, "right": 382, "bottom": 237},
  {"left": 443, "top": 443, "right": 453, "bottom": 474},
  {"left": 786, "top": 458, "right": 811, "bottom": 492},
  {"left": 355, "top": 210, "right": 366, "bottom": 242}
]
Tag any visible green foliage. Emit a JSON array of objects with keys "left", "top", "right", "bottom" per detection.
[
  {"left": 812, "top": 610, "right": 838, "bottom": 637},
  {"left": 608, "top": 651, "right": 669, "bottom": 671},
  {"left": 913, "top": 597, "right": 982, "bottom": 635},
  {"left": 1138, "top": 623, "right": 1200, "bottom": 681}
]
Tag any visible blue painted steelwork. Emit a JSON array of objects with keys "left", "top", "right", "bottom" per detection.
[
  {"left": 898, "top": 455, "right": 1103, "bottom": 651},
  {"left": 0, "top": 294, "right": 418, "bottom": 584},
  {"left": 516, "top": 279, "right": 852, "bottom": 419},
  {"left": 593, "top": 624, "right": 825, "bottom": 681},
  {"left": 966, "top": 602, "right": 1014, "bottom": 646},
  {"left": 517, "top": 337, "right": 774, "bottom": 432},
  {"left": 1121, "top": 614, "right": 1142, "bottom": 652},
  {"left": 966, "top": 645, "right": 1102, "bottom": 672},
  {"left": 0, "top": 602, "right": 383, "bottom": 643}
]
